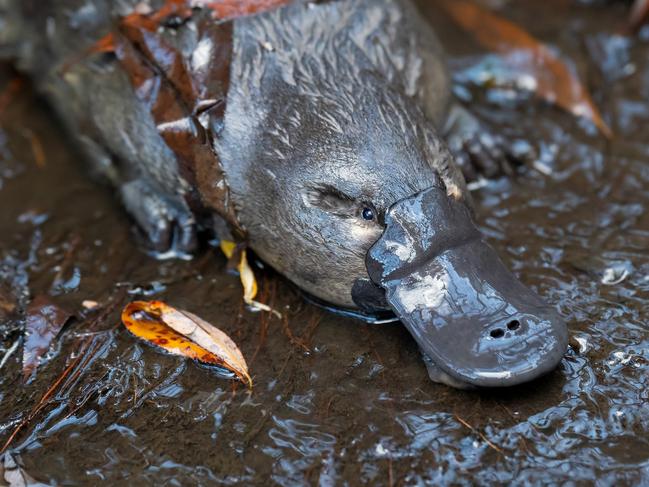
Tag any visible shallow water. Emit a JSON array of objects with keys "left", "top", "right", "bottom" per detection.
[{"left": 1, "top": 1, "right": 648, "bottom": 484}]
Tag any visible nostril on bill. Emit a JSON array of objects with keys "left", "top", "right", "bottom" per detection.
[
  {"left": 490, "top": 319, "right": 522, "bottom": 339},
  {"left": 507, "top": 319, "right": 521, "bottom": 331},
  {"left": 490, "top": 328, "right": 505, "bottom": 339}
]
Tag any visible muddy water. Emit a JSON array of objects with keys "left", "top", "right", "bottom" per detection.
[{"left": 1, "top": 1, "right": 648, "bottom": 484}]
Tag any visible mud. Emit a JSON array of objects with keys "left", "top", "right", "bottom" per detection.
[{"left": 1, "top": 1, "right": 648, "bottom": 484}]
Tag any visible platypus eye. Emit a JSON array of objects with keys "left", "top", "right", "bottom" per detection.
[
  {"left": 304, "top": 184, "right": 355, "bottom": 215},
  {"left": 304, "top": 184, "right": 381, "bottom": 223},
  {"left": 362, "top": 207, "right": 375, "bottom": 221}
]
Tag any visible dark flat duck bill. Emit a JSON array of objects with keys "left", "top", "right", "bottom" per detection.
[{"left": 366, "top": 186, "right": 568, "bottom": 388}]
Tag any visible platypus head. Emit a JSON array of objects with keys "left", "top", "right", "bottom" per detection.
[{"left": 218, "top": 2, "right": 568, "bottom": 388}]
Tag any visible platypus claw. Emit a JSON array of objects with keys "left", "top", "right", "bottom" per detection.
[
  {"left": 454, "top": 132, "right": 515, "bottom": 181},
  {"left": 120, "top": 179, "right": 197, "bottom": 257},
  {"left": 445, "top": 104, "right": 535, "bottom": 183}
]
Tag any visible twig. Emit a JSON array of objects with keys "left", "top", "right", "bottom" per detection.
[
  {"left": 62, "top": 373, "right": 106, "bottom": 421},
  {"left": 497, "top": 403, "right": 532, "bottom": 456},
  {"left": 0, "top": 344, "right": 87, "bottom": 454},
  {"left": 276, "top": 350, "right": 293, "bottom": 380},
  {"left": 250, "top": 279, "right": 275, "bottom": 364},
  {"left": 0, "top": 291, "right": 125, "bottom": 453},
  {"left": 454, "top": 414, "right": 504, "bottom": 455},
  {"left": 281, "top": 314, "right": 310, "bottom": 353},
  {"left": 321, "top": 394, "right": 338, "bottom": 420},
  {"left": 303, "top": 313, "right": 322, "bottom": 343}
]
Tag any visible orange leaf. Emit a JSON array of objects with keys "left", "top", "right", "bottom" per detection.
[
  {"left": 121, "top": 300, "right": 252, "bottom": 387},
  {"left": 89, "top": 33, "right": 117, "bottom": 55},
  {"left": 440, "top": 0, "right": 611, "bottom": 138}
]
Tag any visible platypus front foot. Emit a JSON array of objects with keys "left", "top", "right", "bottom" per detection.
[
  {"left": 444, "top": 104, "right": 535, "bottom": 183},
  {"left": 120, "top": 179, "right": 197, "bottom": 258}
]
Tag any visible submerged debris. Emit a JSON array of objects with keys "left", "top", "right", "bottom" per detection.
[
  {"left": 22, "top": 296, "right": 72, "bottom": 382},
  {"left": 601, "top": 266, "right": 631, "bottom": 286}
]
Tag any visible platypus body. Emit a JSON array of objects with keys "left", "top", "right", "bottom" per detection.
[{"left": 0, "top": 0, "right": 568, "bottom": 388}]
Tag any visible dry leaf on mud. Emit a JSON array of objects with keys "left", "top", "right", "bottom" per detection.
[
  {"left": 440, "top": 0, "right": 611, "bottom": 137},
  {"left": 220, "top": 241, "right": 281, "bottom": 316},
  {"left": 87, "top": 0, "right": 292, "bottom": 57},
  {"left": 121, "top": 300, "right": 252, "bottom": 387},
  {"left": 22, "top": 296, "right": 72, "bottom": 382},
  {"left": 629, "top": 0, "right": 649, "bottom": 33}
]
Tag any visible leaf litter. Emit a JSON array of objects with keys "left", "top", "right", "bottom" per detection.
[
  {"left": 121, "top": 300, "right": 252, "bottom": 388},
  {"left": 440, "top": 0, "right": 612, "bottom": 138},
  {"left": 220, "top": 240, "right": 281, "bottom": 317},
  {"left": 22, "top": 296, "right": 72, "bottom": 382}
]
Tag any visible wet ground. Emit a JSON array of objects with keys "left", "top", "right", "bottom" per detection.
[{"left": 1, "top": 0, "right": 648, "bottom": 484}]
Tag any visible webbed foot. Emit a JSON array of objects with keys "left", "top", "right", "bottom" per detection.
[
  {"left": 444, "top": 104, "right": 535, "bottom": 184},
  {"left": 120, "top": 179, "right": 197, "bottom": 257}
]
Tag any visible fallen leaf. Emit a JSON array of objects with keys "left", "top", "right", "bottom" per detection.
[
  {"left": 629, "top": 0, "right": 649, "bottom": 33},
  {"left": 199, "top": 0, "right": 292, "bottom": 19},
  {"left": 238, "top": 251, "right": 259, "bottom": 305},
  {"left": 219, "top": 241, "right": 281, "bottom": 316},
  {"left": 22, "top": 296, "right": 72, "bottom": 381},
  {"left": 121, "top": 300, "right": 252, "bottom": 387},
  {"left": 220, "top": 240, "right": 257, "bottom": 301},
  {"left": 87, "top": 0, "right": 293, "bottom": 57},
  {"left": 440, "top": 0, "right": 611, "bottom": 138},
  {"left": 219, "top": 240, "right": 237, "bottom": 260}
]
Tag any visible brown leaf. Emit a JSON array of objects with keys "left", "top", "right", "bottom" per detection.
[
  {"left": 629, "top": 0, "right": 649, "bottom": 33},
  {"left": 201, "top": 0, "right": 293, "bottom": 19},
  {"left": 440, "top": 0, "right": 611, "bottom": 138},
  {"left": 112, "top": 9, "right": 242, "bottom": 233},
  {"left": 121, "top": 300, "right": 252, "bottom": 387},
  {"left": 22, "top": 296, "right": 72, "bottom": 382}
]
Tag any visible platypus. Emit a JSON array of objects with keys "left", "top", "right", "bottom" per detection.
[{"left": 0, "top": 0, "right": 568, "bottom": 388}]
